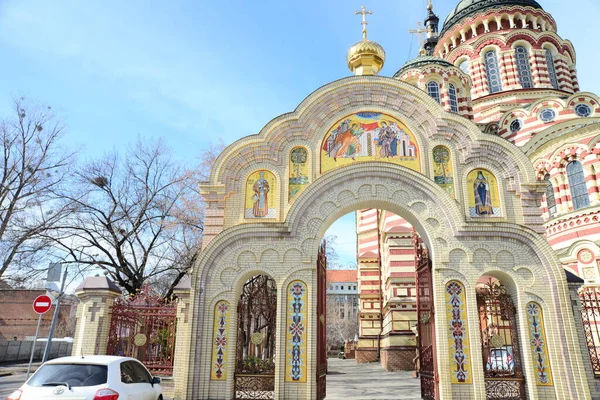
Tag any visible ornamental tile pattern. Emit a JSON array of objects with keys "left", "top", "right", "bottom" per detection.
[
  {"left": 445, "top": 281, "right": 473, "bottom": 384},
  {"left": 210, "top": 300, "right": 230, "bottom": 380},
  {"left": 526, "top": 302, "right": 554, "bottom": 386},
  {"left": 285, "top": 281, "right": 307, "bottom": 382}
]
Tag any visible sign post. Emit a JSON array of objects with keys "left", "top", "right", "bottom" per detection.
[{"left": 27, "top": 295, "right": 53, "bottom": 380}]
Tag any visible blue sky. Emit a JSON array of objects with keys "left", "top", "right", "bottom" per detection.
[{"left": 1, "top": 0, "right": 598, "bottom": 268}]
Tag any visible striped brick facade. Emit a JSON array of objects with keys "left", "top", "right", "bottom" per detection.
[{"left": 355, "top": 210, "right": 418, "bottom": 370}]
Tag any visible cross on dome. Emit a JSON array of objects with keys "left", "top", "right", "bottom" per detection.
[{"left": 354, "top": 5, "right": 373, "bottom": 40}]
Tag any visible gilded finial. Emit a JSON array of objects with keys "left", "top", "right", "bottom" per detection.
[
  {"left": 427, "top": 0, "right": 433, "bottom": 11},
  {"left": 355, "top": 5, "right": 373, "bottom": 41}
]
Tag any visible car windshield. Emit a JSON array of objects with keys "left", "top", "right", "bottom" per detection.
[{"left": 28, "top": 364, "right": 108, "bottom": 387}]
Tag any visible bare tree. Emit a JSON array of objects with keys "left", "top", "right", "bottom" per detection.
[
  {"left": 51, "top": 138, "right": 203, "bottom": 297},
  {"left": 0, "top": 98, "right": 74, "bottom": 284},
  {"left": 326, "top": 274, "right": 359, "bottom": 349},
  {"left": 198, "top": 137, "right": 226, "bottom": 181}
]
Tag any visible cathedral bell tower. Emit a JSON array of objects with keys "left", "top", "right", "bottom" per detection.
[{"left": 423, "top": 0, "right": 440, "bottom": 56}]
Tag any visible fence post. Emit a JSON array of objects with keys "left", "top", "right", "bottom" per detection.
[
  {"left": 71, "top": 276, "right": 121, "bottom": 357},
  {"left": 172, "top": 276, "right": 192, "bottom": 400}
]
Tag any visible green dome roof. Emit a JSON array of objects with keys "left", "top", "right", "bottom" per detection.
[
  {"left": 393, "top": 56, "right": 455, "bottom": 78},
  {"left": 441, "top": 0, "right": 543, "bottom": 35}
]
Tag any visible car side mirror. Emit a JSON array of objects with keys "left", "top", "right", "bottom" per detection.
[{"left": 151, "top": 376, "right": 161, "bottom": 386}]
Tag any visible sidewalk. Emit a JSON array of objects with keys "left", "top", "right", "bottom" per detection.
[{"left": 326, "top": 358, "right": 421, "bottom": 399}]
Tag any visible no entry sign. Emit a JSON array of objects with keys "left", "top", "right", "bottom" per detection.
[{"left": 33, "top": 295, "right": 52, "bottom": 314}]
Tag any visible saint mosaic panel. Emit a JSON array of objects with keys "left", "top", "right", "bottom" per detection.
[
  {"left": 526, "top": 302, "right": 553, "bottom": 386},
  {"left": 285, "top": 280, "right": 307, "bottom": 382},
  {"left": 432, "top": 145, "right": 454, "bottom": 197},
  {"left": 466, "top": 169, "right": 502, "bottom": 217},
  {"left": 445, "top": 280, "right": 473, "bottom": 384},
  {"left": 289, "top": 147, "right": 309, "bottom": 201},
  {"left": 321, "top": 112, "right": 420, "bottom": 173},
  {"left": 210, "top": 300, "right": 230, "bottom": 380},
  {"left": 245, "top": 170, "right": 277, "bottom": 219}
]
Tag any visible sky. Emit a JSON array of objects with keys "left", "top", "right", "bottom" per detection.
[{"left": 1, "top": 0, "right": 599, "bottom": 268}]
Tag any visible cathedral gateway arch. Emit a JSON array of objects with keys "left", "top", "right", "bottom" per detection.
[{"left": 183, "top": 1, "right": 597, "bottom": 399}]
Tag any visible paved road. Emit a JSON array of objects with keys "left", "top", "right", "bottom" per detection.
[
  {"left": 0, "top": 359, "right": 420, "bottom": 399},
  {"left": 326, "top": 358, "right": 422, "bottom": 399},
  {"left": 0, "top": 362, "right": 40, "bottom": 397}
]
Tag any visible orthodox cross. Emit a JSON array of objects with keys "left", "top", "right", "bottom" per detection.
[
  {"left": 355, "top": 5, "right": 373, "bottom": 40},
  {"left": 408, "top": 21, "right": 432, "bottom": 52},
  {"left": 88, "top": 302, "right": 101, "bottom": 322}
]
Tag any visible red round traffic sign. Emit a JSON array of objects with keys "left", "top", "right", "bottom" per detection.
[{"left": 33, "top": 295, "right": 53, "bottom": 314}]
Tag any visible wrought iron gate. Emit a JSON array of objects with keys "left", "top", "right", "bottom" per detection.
[
  {"left": 476, "top": 280, "right": 526, "bottom": 400},
  {"left": 414, "top": 234, "right": 438, "bottom": 400},
  {"left": 578, "top": 286, "right": 600, "bottom": 376},
  {"left": 234, "top": 275, "right": 277, "bottom": 400},
  {"left": 106, "top": 291, "right": 177, "bottom": 375},
  {"left": 317, "top": 240, "right": 327, "bottom": 400}
]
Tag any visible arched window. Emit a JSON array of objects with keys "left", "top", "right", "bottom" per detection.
[
  {"left": 545, "top": 49, "right": 559, "bottom": 89},
  {"left": 515, "top": 46, "right": 533, "bottom": 88},
  {"left": 484, "top": 50, "right": 503, "bottom": 93},
  {"left": 567, "top": 160, "right": 590, "bottom": 210},
  {"left": 427, "top": 81, "right": 441, "bottom": 104},
  {"left": 544, "top": 173, "right": 556, "bottom": 217},
  {"left": 448, "top": 84, "right": 459, "bottom": 113},
  {"left": 459, "top": 60, "right": 470, "bottom": 75}
]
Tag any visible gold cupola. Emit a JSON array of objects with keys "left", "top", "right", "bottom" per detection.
[{"left": 347, "top": 6, "right": 386, "bottom": 76}]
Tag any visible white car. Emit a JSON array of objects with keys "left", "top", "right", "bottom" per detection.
[{"left": 6, "top": 355, "right": 163, "bottom": 400}]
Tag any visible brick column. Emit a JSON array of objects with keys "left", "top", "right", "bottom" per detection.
[
  {"left": 172, "top": 276, "right": 192, "bottom": 400},
  {"left": 71, "top": 276, "right": 121, "bottom": 357}
]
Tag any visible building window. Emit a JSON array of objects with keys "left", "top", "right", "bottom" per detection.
[
  {"left": 575, "top": 104, "right": 592, "bottom": 117},
  {"left": 510, "top": 119, "right": 523, "bottom": 133},
  {"left": 515, "top": 46, "right": 533, "bottom": 88},
  {"left": 539, "top": 108, "right": 556, "bottom": 122},
  {"left": 353, "top": 285, "right": 357, "bottom": 290},
  {"left": 341, "top": 286, "right": 344, "bottom": 290},
  {"left": 427, "top": 81, "right": 441, "bottom": 104},
  {"left": 459, "top": 59, "right": 470, "bottom": 75},
  {"left": 545, "top": 49, "right": 559, "bottom": 89},
  {"left": 335, "top": 285, "right": 339, "bottom": 290},
  {"left": 448, "top": 83, "right": 459, "bottom": 113},
  {"left": 567, "top": 160, "right": 590, "bottom": 210},
  {"left": 544, "top": 173, "right": 556, "bottom": 217},
  {"left": 484, "top": 50, "right": 503, "bottom": 94}
]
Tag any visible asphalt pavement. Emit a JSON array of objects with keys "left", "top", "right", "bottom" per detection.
[{"left": 0, "top": 362, "right": 40, "bottom": 398}]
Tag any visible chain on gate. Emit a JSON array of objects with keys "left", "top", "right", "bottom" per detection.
[{"left": 106, "top": 289, "right": 177, "bottom": 376}]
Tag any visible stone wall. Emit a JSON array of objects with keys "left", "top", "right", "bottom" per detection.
[
  {"left": 0, "top": 340, "right": 72, "bottom": 362},
  {"left": 0, "top": 289, "right": 76, "bottom": 340}
]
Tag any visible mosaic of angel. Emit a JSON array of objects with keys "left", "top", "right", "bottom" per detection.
[{"left": 321, "top": 112, "right": 420, "bottom": 173}]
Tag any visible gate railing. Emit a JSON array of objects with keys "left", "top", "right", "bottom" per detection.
[
  {"left": 106, "top": 292, "right": 177, "bottom": 376},
  {"left": 234, "top": 374, "right": 275, "bottom": 400},
  {"left": 578, "top": 285, "right": 600, "bottom": 376}
]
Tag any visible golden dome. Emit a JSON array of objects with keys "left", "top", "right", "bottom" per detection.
[{"left": 347, "top": 39, "right": 386, "bottom": 76}]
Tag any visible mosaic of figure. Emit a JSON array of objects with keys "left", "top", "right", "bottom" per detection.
[
  {"left": 432, "top": 146, "right": 454, "bottom": 197},
  {"left": 467, "top": 169, "right": 501, "bottom": 217},
  {"left": 321, "top": 112, "right": 420, "bottom": 173},
  {"left": 289, "top": 147, "right": 309, "bottom": 200},
  {"left": 245, "top": 170, "right": 277, "bottom": 218}
]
